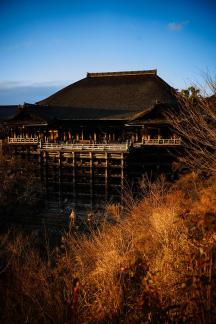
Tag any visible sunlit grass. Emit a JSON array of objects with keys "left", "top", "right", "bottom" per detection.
[{"left": 1, "top": 173, "right": 216, "bottom": 323}]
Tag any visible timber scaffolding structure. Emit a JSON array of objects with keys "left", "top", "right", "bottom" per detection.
[
  {"left": 6, "top": 139, "right": 129, "bottom": 212},
  {"left": 4, "top": 69, "right": 183, "bottom": 214},
  {"left": 6, "top": 138, "right": 182, "bottom": 213}
]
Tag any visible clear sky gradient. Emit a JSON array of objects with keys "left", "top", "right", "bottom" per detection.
[{"left": 0, "top": 0, "right": 215, "bottom": 104}]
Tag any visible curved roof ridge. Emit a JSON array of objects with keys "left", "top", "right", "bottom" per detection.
[{"left": 87, "top": 70, "right": 157, "bottom": 78}]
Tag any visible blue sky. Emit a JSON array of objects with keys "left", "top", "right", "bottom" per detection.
[{"left": 0, "top": 0, "right": 215, "bottom": 104}]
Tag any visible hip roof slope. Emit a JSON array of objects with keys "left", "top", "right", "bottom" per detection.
[{"left": 37, "top": 70, "right": 177, "bottom": 111}]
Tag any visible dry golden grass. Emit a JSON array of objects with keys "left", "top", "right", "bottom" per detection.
[
  {"left": 1, "top": 173, "right": 216, "bottom": 323},
  {"left": 58, "top": 174, "right": 216, "bottom": 322}
]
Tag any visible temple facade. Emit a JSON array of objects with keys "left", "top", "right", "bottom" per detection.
[{"left": 4, "top": 70, "right": 182, "bottom": 213}]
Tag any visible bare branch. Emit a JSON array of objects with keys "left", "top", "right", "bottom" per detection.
[{"left": 168, "top": 77, "right": 216, "bottom": 174}]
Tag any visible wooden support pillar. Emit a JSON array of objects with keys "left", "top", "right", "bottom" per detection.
[
  {"left": 72, "top": 152, "right": 76, "bottom": 203},
  {"left": 121, "top": 153, "right": 124, "bottom": 204},
  {"left": 94, "top": 131, "right": 97, "bottom": 142},
  {"left": 54, "top": 130, "right": 58, "bottom": 141},
  {"left": 144, "top": 127, "right": 148, "bottom": 140},
  {"left": 105, "top": 152, "right": 108, "bottom": 201},
  {"left": 68, "top": 129, "right": 72, "bottom": 140},
  {"left": 90, "top": 152, "right": 93, "bottom": 209},
  {"left": 58, "top": 151, "right": 62, "bottom": 208},
  {"left": 39, "top": 149, "right": 43, "bottom": 182},
  {"left": 44, "top": 150, "right": 48, "bottom": 205}
]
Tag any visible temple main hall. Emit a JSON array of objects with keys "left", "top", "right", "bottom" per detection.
[{"left": 2, "top": 70, "right": 182, "bottom": 213}]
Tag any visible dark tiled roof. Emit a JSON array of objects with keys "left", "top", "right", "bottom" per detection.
[
  {"left": 0, "top": 105, "right": 21, "bottom": 121},
  {"left": 37, "top": 105, "right": 138, "bottom": 121},
  {"left": 9, "top": 104, "right": 137, "bottom": 125},
  {"left": 37, "top": 70, "right": 177, "bottom": 112}
]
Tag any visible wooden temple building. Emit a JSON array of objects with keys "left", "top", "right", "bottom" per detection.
[{"left": 4, "top": 70, "right": 182, "bottom": 212}]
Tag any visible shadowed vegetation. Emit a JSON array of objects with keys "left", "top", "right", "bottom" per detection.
[
  {"left": 0, "top": 155, "right": 44, "bottom": 230},
  {"left": 0, "top": 173, "right": 216, "bottom": 323}
]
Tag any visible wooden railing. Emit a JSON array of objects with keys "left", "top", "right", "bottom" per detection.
[
  {"left": 42, "top": 142, "right": 129, "bottom": 152},
  {"left": 8, "top": 137, "right": 39, "bottom": 144},
  {"left": 134, "top": 138, "right": 181, "bottom": 147},
  {"left": 7, "top": 137, "right": 182, "bottom": 148}
]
